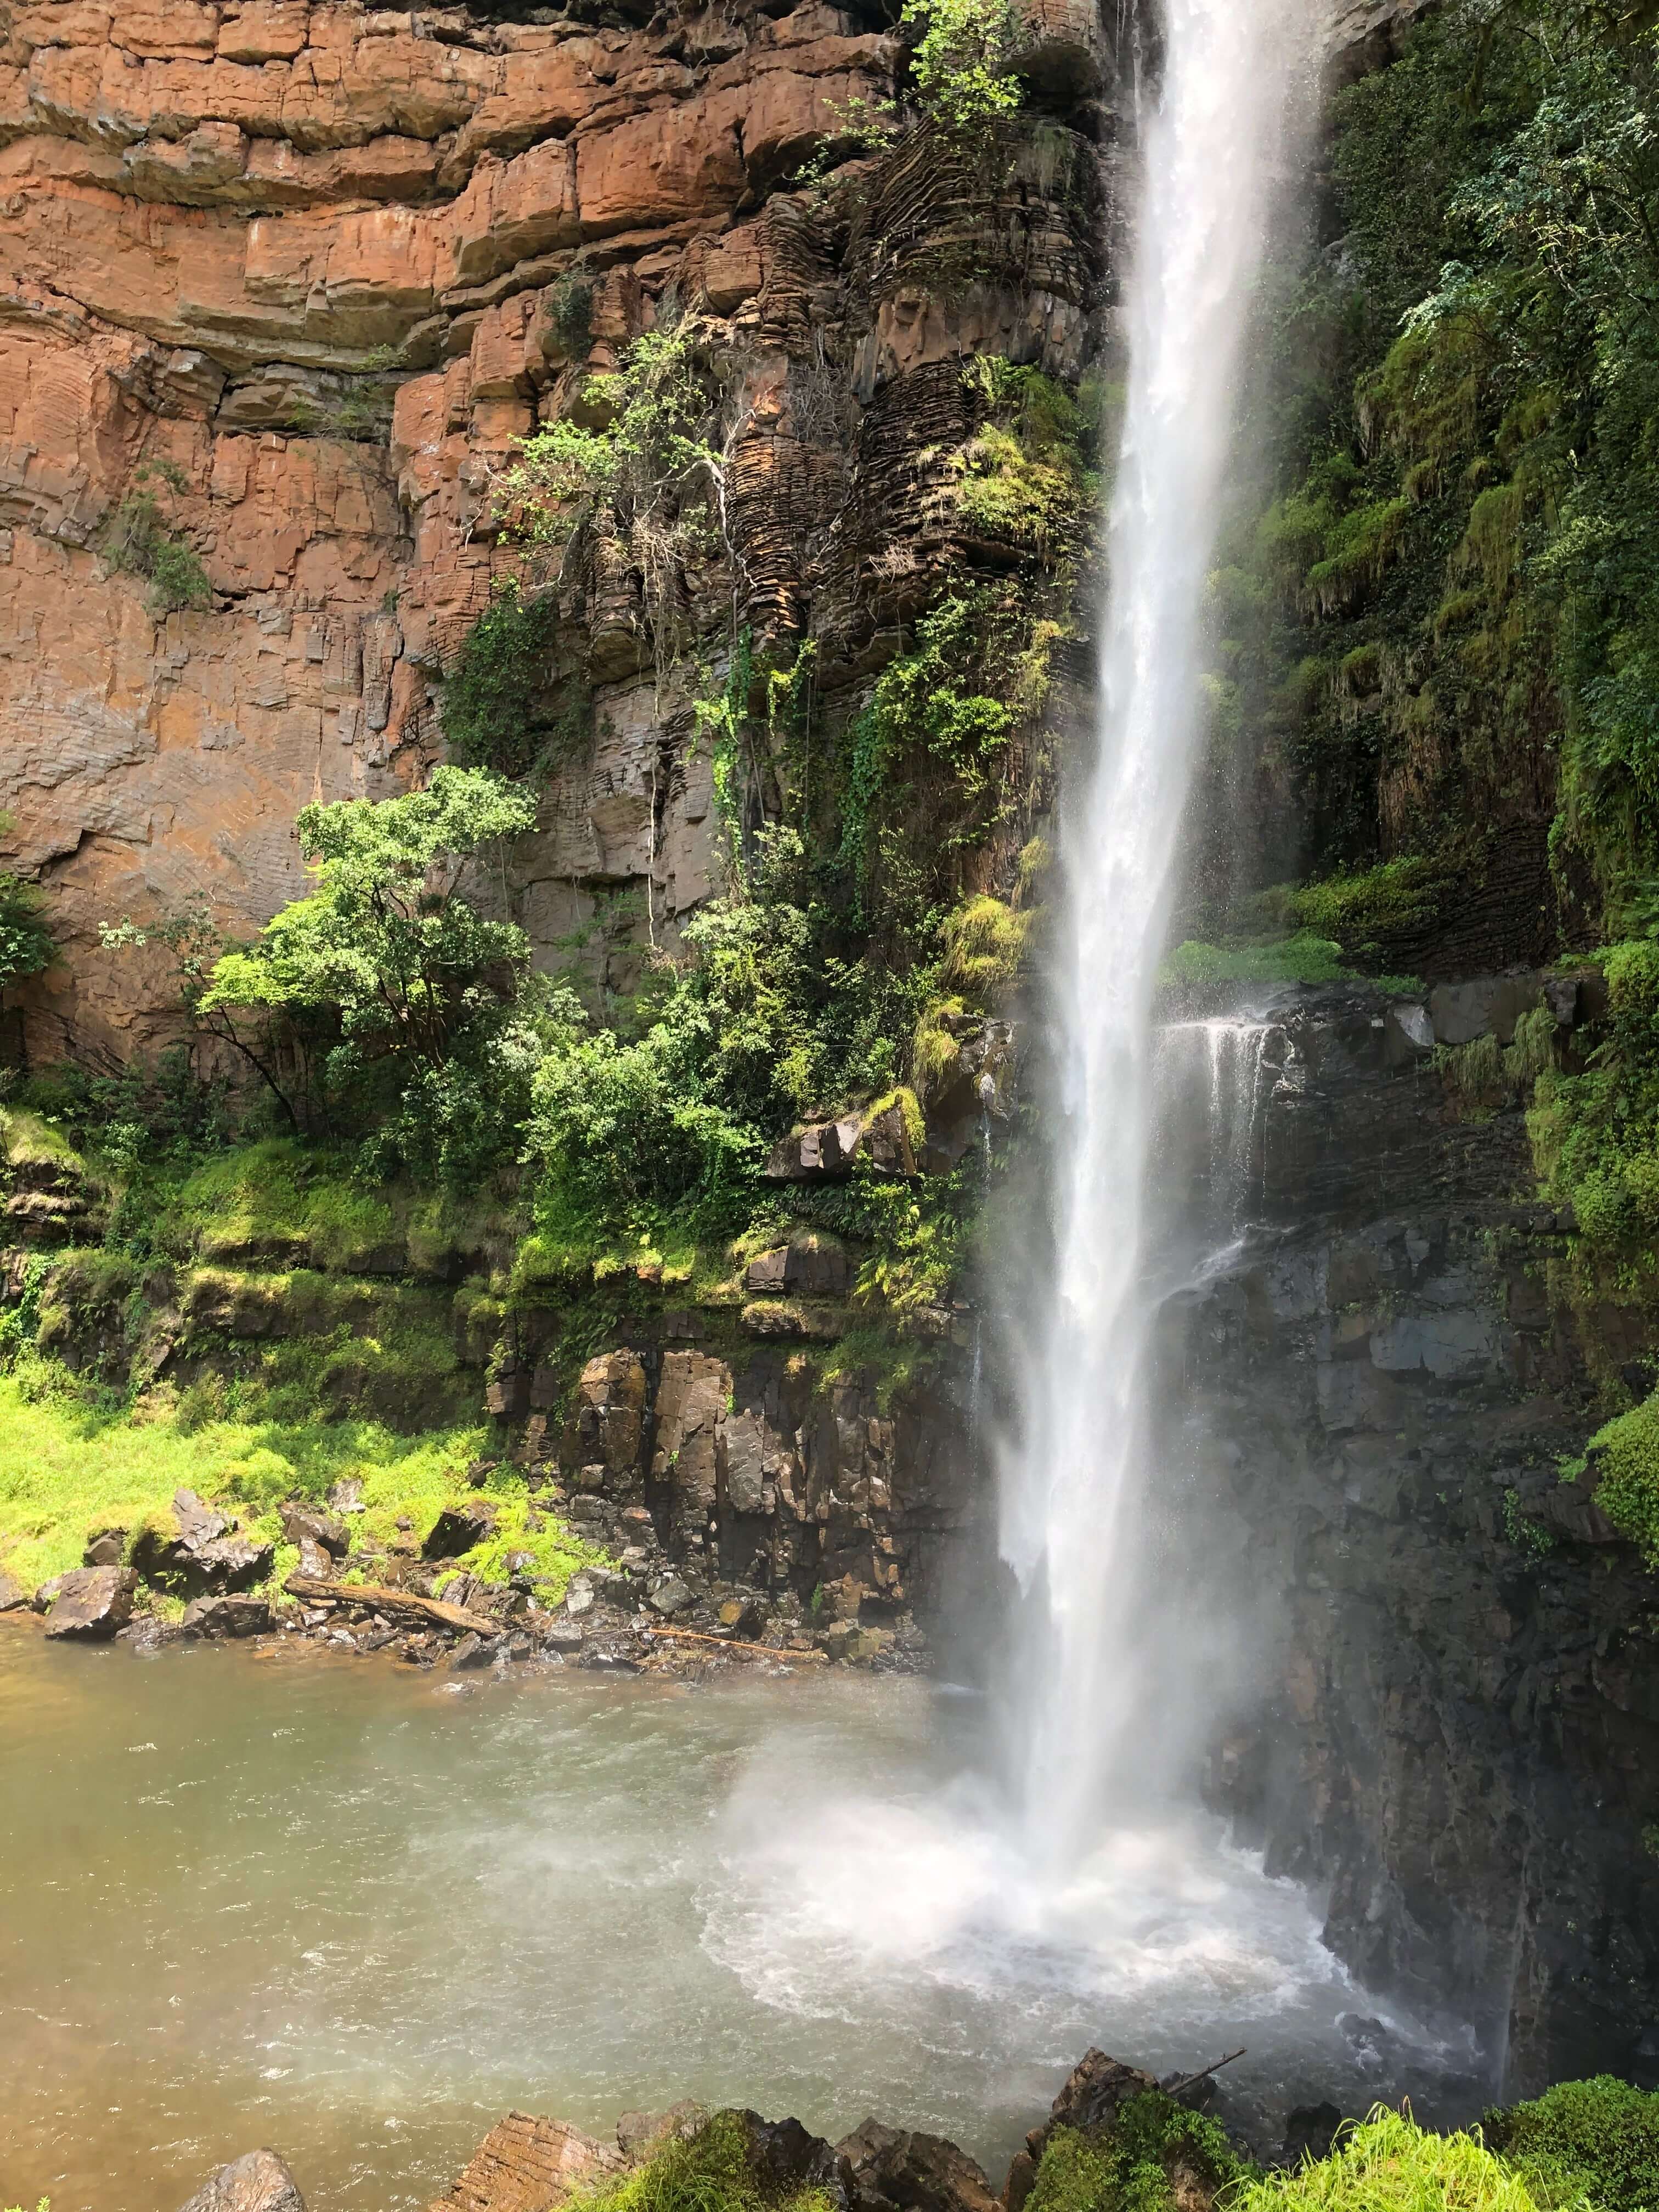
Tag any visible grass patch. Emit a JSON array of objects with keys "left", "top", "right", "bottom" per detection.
[
  {"left": 172, "top": 1142, "right": 398, "bottom": 1268},
  {"left": 1229, "top": 2107, "right": 1548, "bottom": 2212},
  {"left": 2, "top": 1108, "right": 84, "bottom": 1176},
  {"left": 0, "top": 1371, "right": 496, "bottom": 1590}
]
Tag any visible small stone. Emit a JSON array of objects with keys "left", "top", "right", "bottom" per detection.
[
  {"left": 541, "top": 1621, "right": 585, "bottom": 1652},
  {"left": 648, "top": 1574, "right": 692, "bottom": 1617},
  {"left": 326, "top": 1479, "right": 365, "bottom": 1515},
  {"left": 82, "top": 1526, "right": 127, "bottom": 1567},
  {"left": 448, "top": 1632, "right": 493, "bottom": 1671},
  {"left": 565, "top": 1575, "right": 596, "bottom": 1617}
]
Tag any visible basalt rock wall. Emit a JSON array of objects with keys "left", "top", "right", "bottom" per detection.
[{"left": 1165, "top": 983, "right": 1659, "bottom": 2097}]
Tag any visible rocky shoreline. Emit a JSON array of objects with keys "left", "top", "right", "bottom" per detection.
[
  {"left": 172, "top": 2050, "right": 1335, "bottom": 2212},
  {"left": 1, "top": 1471, "right": 933, "bottom": 1679}
]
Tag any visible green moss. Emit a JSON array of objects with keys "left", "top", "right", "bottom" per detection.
[
  {"left": 1160, "top": 932, "right": 1419, "bottom": 995},
  {"left": 2, "top": 1108, "right": 84, "bottom": 1176},
  {"left": 1230, "top": 2108, "right": 1544, "bottom": 2212},
  {"left": 450, "top": 1488, "right": 608, "bottom": 1605},
  {"left": 1288, "top": 858, "right": 1451, "bottom": 964},
  {"left": 1485, "top": 2077, "right": 1659, "bottom": 2212},
  {"left": 1563, "top": 1390, "right": 1659, "bottom": 1565},
  {"left": 173, "top": 1142, "right": 398, "bottom": 1269}
]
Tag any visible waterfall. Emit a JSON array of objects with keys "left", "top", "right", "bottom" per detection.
[{"left": 998, "top": 0, "right": 1316, "bottom": 1871}]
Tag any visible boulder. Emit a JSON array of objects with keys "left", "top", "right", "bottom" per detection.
[
  {"left": 279, "top": 1503, "right": 350, "bottom": 1558},
  {"left": 1046, "top": 2051, "right": 1160, "bottom": 2140},
  {"left": 648, "top": 1574, "right": 693, "bottom": 1617},
  {"left": 178, "top": 2148, "right": 307, "bottom": 2212},
  {"left": 743, "top": 1237, "right": 851, "bottom": 1299},
  {"left": 422, "top": 1499, "right": 500, "bottom": 1559},
  {"left": 427, "top": 2112, "right": 624, "bottom": 2212},
  {"left": 42, "top": 1566, "right": 137, "bottom": 1640},
  {"left": 838, "top": 2120, "right": 999, "bottom": 2212},
  {"left": 617, "top": 2102, "right": 708, "bottom": 2159},
  {"left": 132, "top": 1491, "right": 273, "bottom": 1595},
  {"left": 82, "top": 1525, "right": 128, "bottom": 1566},
  {"left": 765, "top": 1107, "right": 916, "bottom": 1183},
  {"left": 182, "top": 1594, "right": 273, "bottom": 1639},
  {"left": 1281, "top": 2103, "right": 1344, "bottom": 2168}
]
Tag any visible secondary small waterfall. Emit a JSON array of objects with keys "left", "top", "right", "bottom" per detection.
[{"left": 998, "top": 0, "right": 1316, "bottom": 1870}]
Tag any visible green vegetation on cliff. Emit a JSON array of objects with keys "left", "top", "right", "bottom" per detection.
[{"left": 1211, "top": 0, "right": 1659, "bottom": 956}]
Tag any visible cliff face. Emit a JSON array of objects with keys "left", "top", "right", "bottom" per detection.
[{"left": 0, "top": 0, "right": 1109, "bottom": 1064}]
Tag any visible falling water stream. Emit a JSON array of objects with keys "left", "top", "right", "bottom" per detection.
[{"left": 998, "top": 0, "right": 1316, "bottom": 1867}]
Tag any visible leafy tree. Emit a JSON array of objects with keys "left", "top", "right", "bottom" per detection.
[
  {"left": 901, "top": 0, "right": 1028, "bottom": 134},
  {"left": 190, "top": 768, "right": 539, "bottom": 1173}
]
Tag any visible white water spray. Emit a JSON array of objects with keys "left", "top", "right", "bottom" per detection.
[{"left": 999, "top": 0, "right": 1317, "bottom": 1869}]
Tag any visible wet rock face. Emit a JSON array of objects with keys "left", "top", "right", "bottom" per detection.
[
  {"left": 547, "top": 1338, "right": 984, "bottom": 1633},
  {"left": 1164, "top": 985, "right": 1659, "bottom": 2097}
]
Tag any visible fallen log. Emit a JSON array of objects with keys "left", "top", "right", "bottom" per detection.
[
  {"left": 641, "top": 1625, "right": 826, "bottom": 1664},
  {"left": 1163, "top": 2049, "right": 1247, "bottom": 2100},
  {"left": 285, "top": 1573, "right": 504, "bottom": 1637}
]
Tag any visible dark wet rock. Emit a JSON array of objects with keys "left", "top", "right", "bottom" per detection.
[
  {"left": 423, "top": 1499, "right": 499, "bottom": 1559},
  {"left": 838, "top": 2118, "right": 999, "bottom": 2212},
  {"left": 1046, "top": 2051, "right": 1160, "bottom": 2140},
  {"left": 119, "top": 1615, "right": 187, "bottom": 1651},
  {"left": 0, "top": 1568, "right": 27, "bottom": 1612},
  {"left": 539, "top": 1620, "right": 586, "bottom": 1653},
  {"left": 178, "top": 2147, "right": 306, "bottom": 2212},
  {"left": 183, "top": 1594, "right": 272, "bottom": 1639},
  {"left": 448, "top": 1632, "right": 493, "bottom": 1670},
  {"left": 743, "top": 1235, "right": 851, "bottom": 1299},
  {"left": 648, "top": 1574, "right": 693, "bottom": 1617},
  {"left": 42, "top": 1565, "right": 137, "bottom": 1639},
  {"left": 133, "top": 1490, "right": 273, "bottom": 1595},
  {"left": 733, "top": 2112, "right": 856, "bottom": 2212},
  {"left": 1280, "top": 2103, "right": 1344, "bottom": 2169},
  {"left": 82, "top": 1525, "right": 127, "bottom": 1566},
  {"left": 765, "top": 1103, "right": 916, "bottom": 1183},
  {"left": 279, "top": 1503, "right": 349, "bottom": 1558}
]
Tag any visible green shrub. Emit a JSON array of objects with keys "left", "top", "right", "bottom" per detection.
[
  {"left": 1486, "top": 2076, "right": 1659, "bottom": 2212},
  {"left": 0, "top": 864, "right": 54, "bottom": 996},
  {"left": 1025, "top": 2100, "right": 1251, "bottom": 2212},
  {"left": 442, "top": 584, "right": 574, "bottom": 777},
  {"left": 99, "top": 464, "right": 212, "bottom": 615}
]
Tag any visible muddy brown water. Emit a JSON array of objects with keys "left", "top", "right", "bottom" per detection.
[{"left": 0, "top": 1624, "right": 1460, "bottom": 2211}]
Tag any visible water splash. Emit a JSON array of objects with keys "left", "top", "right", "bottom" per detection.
[
  {"left": 1152, "top": 1019, "right": 1276, "bottom": 1250},
  {"left": 997, "top": 0, "right": 1318, "bottom": 1871}
]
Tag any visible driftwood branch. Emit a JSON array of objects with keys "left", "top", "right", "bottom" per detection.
[
  {"left": 1164, "top": 2049, "right": 1248, "bottom": 2100},
  {"left": 285, "top": 1573, "right": 504, "bottom": 1638},
  {"left": 642, "top": 1626, "right": 826, "bottom": 1664}
]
